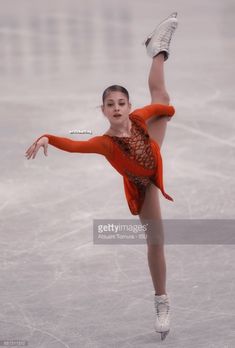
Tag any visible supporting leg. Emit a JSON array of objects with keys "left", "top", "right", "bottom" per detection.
[
  {"left": 139, "top": 184, "right": 167, "bottom": 296},
  {"left": 139, "top": 52, "right": 170, "bottom": 296}
]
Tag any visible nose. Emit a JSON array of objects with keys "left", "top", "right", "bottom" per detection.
[{"left": 114, "top": 104, "right": 120, "bottom": 111}]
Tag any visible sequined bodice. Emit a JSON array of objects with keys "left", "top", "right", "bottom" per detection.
[
  {"left": 105, "top": 119, "right": 156, "bottom": 189},
  {"left": 112, "top": 123, "right": 156, "bottom": 169}
]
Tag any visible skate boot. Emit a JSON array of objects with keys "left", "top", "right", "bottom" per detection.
[
  {"left": 143, "top": 12, "right": 178, "bottom": 61},
  {"left": 154, "top": 293, "right": 170, "bottom": 340}
]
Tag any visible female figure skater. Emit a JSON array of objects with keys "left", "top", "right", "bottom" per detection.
[{"left": 25, "top": 12, "right": 178, "bottom": 340}]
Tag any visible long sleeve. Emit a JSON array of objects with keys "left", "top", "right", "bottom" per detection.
[
  {"left": 35, "top": 134, "right": 113, "bottom": 157},
  {"left": 130, "top": 103, "right": 175, "bottom": 122}
]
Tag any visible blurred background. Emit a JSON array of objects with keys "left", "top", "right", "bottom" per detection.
[{"left": 0, "top": 0, "right": 235, "bottom": 347}]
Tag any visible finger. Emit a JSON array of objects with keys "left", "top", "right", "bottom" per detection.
[
  {"left": 27, "top": 142, "right": 39, "bottom": 158},
  {"left": 25, "top": 147, "right": 34, "bottom": 158},
  {"left": 28, "top": 143, "right": 37, "bottom": 159},
  {"left": 44, "top": 143, "right": 48, "bottom": 156},
  {"left": 26, "top": 145, "right": 35, "bottom": 159},
  {"left": 32, "top": 144, "right": 40, "bottom": 159},
  {"left": 25, "top": 142, "right": 37, "bottom": 156},
  {"left": 25, "top": 147, "right": 33, "bottom": 159},
  {"left": 32, "top": 142, "right": 42, "bottom": 159},
  {"left": 26, "top": 149, "right": 34, "bottom": 159},
  {"left": 25, "top": 145, "right": 33, "bottom": 155}
]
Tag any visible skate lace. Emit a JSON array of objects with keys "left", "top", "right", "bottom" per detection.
[
  {"left": 155, "top": 299, "right": 170, "bottom": 320},
  {"left": 159, "top": 31, "right": 171, "bottom": 43},
  {"left": 157, "top": 23, "right": 177, "bottom": 44}
]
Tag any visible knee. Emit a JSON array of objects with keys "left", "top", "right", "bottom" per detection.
[{"left": 151, "top": 91, "right": 170, "bottom": 105}]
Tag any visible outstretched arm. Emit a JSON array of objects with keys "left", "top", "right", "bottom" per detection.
[
  {"left": 130, "top": 103, "right": 175, "bottom": 122},
  {"left": 25, "top": 134, "right": 112, "bottom": 159},
  {"left": 37, "top": 134, "right": 110, "bottom": 154}
]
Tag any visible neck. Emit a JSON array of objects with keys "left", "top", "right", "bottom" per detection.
[{"left": 110, "top": 119, "right": 131, "bottom": 136}]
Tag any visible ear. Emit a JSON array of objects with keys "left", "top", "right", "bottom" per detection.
[
  {"left": 101, "top": 105, "right": 105, "bottom": 115},
  {"left": 128, "top": 102, "right": 132, "bottom": 111}
]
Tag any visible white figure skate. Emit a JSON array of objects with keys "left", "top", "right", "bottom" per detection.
[
  {"left": 154, "top": 294, "right": 170, "bottom": 340},
  {"left": 143, "top": 12, "right": 178, "bottom": 61}
]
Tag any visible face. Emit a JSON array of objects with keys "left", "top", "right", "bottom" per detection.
[{"left": 101, "top": 91, "right": 131, "bottom": 125}]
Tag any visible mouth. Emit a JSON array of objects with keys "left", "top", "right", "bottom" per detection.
[{"left": 113, "top": 114, "right": 122, "bottom": 118}]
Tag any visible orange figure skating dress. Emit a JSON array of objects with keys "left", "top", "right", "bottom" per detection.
[{"left": 35, "top": 103, "right": 175, "bottom": 215}]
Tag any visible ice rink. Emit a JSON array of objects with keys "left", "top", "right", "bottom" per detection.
[{"left": 0, "top": 0, "right": 235, "bottom": 347}]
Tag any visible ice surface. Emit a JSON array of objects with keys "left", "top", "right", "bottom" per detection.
[{"left": 0, "top": 0, "right": 235, "bottom": 347}]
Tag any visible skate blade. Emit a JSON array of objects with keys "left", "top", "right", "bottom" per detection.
[
  {"left": 155, "top": 329, "right": 170, "bottom": 340},
  {"left": 160, "top": 330, "right": 169, "bottom": 340}
]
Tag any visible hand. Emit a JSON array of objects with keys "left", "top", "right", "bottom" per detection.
[{"left": 25, "top": 136, "right": 49, "bottom": 159}]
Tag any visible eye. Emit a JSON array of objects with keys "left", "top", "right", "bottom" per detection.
[
  {"left": 107, "top": 103, "right": 113, "bottom": 107},
  {"left": 119, "top": 102, "right": 125, "bottom": 106}
]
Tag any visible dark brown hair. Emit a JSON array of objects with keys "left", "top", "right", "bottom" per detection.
[{"left": 102, "top": 85, "right": 129, "bottom": 104}]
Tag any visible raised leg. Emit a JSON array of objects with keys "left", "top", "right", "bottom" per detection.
[
  {"left": 139, "top": 52, "right": 169, "bottom": 296},
  {"left": 147, "top": 52, "right": 170, "bottom": 148}
]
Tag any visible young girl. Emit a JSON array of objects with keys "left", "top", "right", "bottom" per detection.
[{"left": 25, "top": 12, "right": 178, "bottom": 341}]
